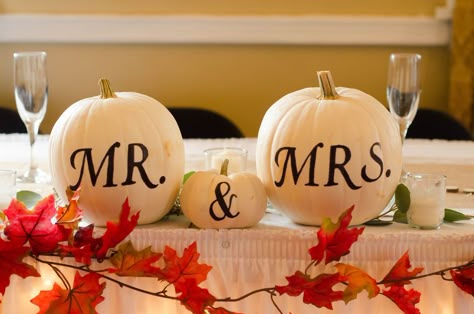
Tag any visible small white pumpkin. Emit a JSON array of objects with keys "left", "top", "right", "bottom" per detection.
[
  {"left": 256, "top": 71, "right": 402, "bottom": 225},
  {"left": 180, "top": 160, "right": 267, "bottom": 229},
  {"left": 49, "top": 78, "right": 184, "bottom": 226}
]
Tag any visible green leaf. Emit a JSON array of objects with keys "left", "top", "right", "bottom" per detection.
[
  {"left": 363, "top": 219, "right": 393, "bottom": 226},
  {"left": 393, "top": 209, "right": 408, "bottom": 224},
  {"left": 182, "top": 171, "right": 195, "bottom": 184},
  {"left": 16, "top": 190, "right": 42, "bottom": 209},
  {"left": 394, "top": 184, "right": 410, "bottom": 213},
  {"left": 444, "top": 208, "right": 472, "bottom": 222}
]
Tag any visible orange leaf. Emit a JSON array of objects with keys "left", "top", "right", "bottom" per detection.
[
  {"left": 108, "top": 241, "right": 162, "bottom": 277},
  {"left": 31, "top": 271, "right": 106, "bottom": 314},
  {"left": 382, "top": 251, "right": 423, "bottom": 287},
  {"left": 56, "top": 187, "right": 83, "bottom": 230},
  {"left": 335, "top": 263, "right": 380, "bottom": 303},
  {"left": 309, "top": 206, "right": 364, "bottom": 265},
  {"left": 0, "top": 238, "right": 40, "bottom": 295},
  {"left": 159, "top": 242, "right": 212, "bottom": 286}
]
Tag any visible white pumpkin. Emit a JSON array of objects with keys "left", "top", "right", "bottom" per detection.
[
  {"left": 49, "top": 78, "right": 184, "bottom": 226},
  {"left": 180, "top": 160, "right": 267, "bottom": 229},
  {"left": 256, "top": 71, "right": 402, "bottom": 225}
]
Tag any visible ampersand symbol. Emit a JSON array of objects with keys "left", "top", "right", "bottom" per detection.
[{"left": 209, "top": 181, "right": 240, "bottom": 221}]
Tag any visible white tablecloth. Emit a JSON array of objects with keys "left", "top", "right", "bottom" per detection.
[{"left": 1, "top": 135, "right": 473, "bottom": 314}]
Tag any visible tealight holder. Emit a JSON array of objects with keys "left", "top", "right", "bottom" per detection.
[
  {"left": 0, "top": 170, "right": 16, "bottom": 210},
  {"left": 406, "top": 173, "right": 446, "bottom": 230},
  {"left": 204, "top": 147, "right": 247, "bottom": 174}
]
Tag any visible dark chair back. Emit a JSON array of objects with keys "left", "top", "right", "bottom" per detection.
[
  {"left": 168, "top": 107, "right": 243, "bottom": 139},
  {"left": 406, "top": 108, "right": 472, "bottom": 140},
  {"left": 0, "top": 107, "right": 26, "bottom": 133}
]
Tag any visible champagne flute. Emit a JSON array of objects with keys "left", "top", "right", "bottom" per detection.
[
  {"left": 14, "top": 51, "right": 50, "bottom": 183},
  {"left": 386, "top": 53, "right": 422, "bottom": 143}
]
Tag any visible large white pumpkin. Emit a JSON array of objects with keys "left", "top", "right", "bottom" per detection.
[
  {"left": 256, "top": 71, "right": 402, "bottom": 225},
  {"left": 49, "top": 79, "right": 184, "bottom": 226}
]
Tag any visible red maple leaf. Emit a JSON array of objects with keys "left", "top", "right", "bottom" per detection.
[
  {"left": 58, "top": 224, "right": 102, "bottom": 265},
  {"left": 382, "top": 251, "right": 424, "bottom": 287},
  {"left": 30, "top": 271, "right": 106, "bottom": 314},
  {"left": 59, "top": 243, "right": 95, "bottom": 265},
  {"left": 175, "top": 278, "right": 216, "bottom": 314},
  {"left": 108, "top": 241, "right": 162, "bottom": 277},
  {"left": 382, "top": 285, "right": 421, "bottom": 314},
  {"left": 72, "top": 224, "right": 102, "bottom": 251},
  {"left": 159, "top": 242, "right": 212, "bottom": 286},
  {"left": 3, "top": 195, "right": 70, "bottom": 254},
  {"left": 95, "top": 198, "right": 139, "bottom": 260},
  {"left": 58, "top": 199, "right": 138, "bottom": 264},
  {"left": 450, "top": 265, "right": 474, "bottom": 295},
  {"left": 309, "top": 206, "right": 364, "bottom": 265},
  {"left": 275, "top": 270, "right": 344, "bottom": 310},
  {"left": 0, "top": 238, "right": 40, "bottom": 295}
]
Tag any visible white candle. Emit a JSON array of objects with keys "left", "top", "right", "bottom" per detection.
[
  {"left": 408, "top": 197, "right": 445, "bottom": 227},
  {"left": 0, "top": 195, "right": 12, "bottom": 210},
  {"left": 0, "top": 170, "right": 16, "bottom": 210},
  {"left": 205, "top": 147, "right": 247, "bottom": 174},
  {"left": 406, "top": 173, "right": 446, "bottom": 230}
]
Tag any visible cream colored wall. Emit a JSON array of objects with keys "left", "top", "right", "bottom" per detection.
[{"left": 0, "top": 1, "right": 449, "bottom": 137}]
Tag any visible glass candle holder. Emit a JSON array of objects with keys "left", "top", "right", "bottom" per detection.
[
  {"left": 204, "top": 147, "right": 248, "bottom": 174},
  {"left": 406, "top": 173, "right": 446, "bottom": 230},
  {"left": 0, "top": 170, "right": 16, "bottom": 210}
]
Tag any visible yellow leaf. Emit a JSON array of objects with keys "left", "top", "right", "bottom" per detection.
[{"left": 335, "top": 263, "right": 380, "bottom": 303}]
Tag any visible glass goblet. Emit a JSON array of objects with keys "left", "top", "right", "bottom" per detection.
[
  {"left": 14, "top": 51, "right": 50, "bottom": 184},
  {"left": 386, "top": 53, "right": 422, "bottom": 143}
]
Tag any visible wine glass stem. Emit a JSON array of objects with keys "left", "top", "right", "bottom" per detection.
[
  {"left": 25, "top": 121, "right": 40, "bottom": 172},
  {"left": 398, "top": 120, "right": 410, "bottom": 180},
  {"left": 399, "top": 121, "right": 410, "bottom": 144}
]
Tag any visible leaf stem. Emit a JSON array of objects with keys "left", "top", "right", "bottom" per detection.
[
  {"left": 372, "top": 203, "right": 398, "bottom": 220},
  {"left": 216, "top": 287, "right": 276, "bottom": 303},
  {"left": 32, "top": 255, "right": 179, "bottom": 301}
]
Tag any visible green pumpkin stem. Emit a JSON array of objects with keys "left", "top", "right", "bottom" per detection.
[
  {"left": 220, "top": 159, "right": 229, "bottom": 176},
  {"left": 317, "top": 71, "right": 340, "bottom": 100},
  {"left": 99, "top": 78, "right": 117, "bottom": 99}
]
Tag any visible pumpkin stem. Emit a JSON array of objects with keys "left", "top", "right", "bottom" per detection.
[
  {"left": 99, "top": 78, "right": 117, "bottom": 99},
  {"left": 220, "top": 159, "right": 229, "bottom": 176},
  {"left": 317, "top": 71, "right": 339, "bottom": 100}
]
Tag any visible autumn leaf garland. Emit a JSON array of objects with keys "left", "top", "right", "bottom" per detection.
[{"left": 0, "top": 193, "right": 473, "bottom": 314}]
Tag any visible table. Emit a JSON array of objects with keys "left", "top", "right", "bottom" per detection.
[{"left": 1, "top": 134, "right": 474, "bottom": 314}]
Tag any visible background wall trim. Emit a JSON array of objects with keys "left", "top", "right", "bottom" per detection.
[{"left": 0, "top": 14, "right": 451, "bottom": 46}]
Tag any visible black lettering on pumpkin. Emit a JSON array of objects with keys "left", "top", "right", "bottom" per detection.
[
  {"left": 361, "top": 142, "right": 384, "bottom": 182},
  {"left": 273, "top": 143, "right": 324, "bottom": 187},
  {"left": 69, "top": 142, "right": 120, "bottom": 190},
  {"left": 324, "top": 144, "right": 361, "bottom": 190},
  {"left": 121, "top": 143, "right": 159, "bottom": 188},
  {"left": 209, "top": 181, "right": 239, "bottom": 221}
]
